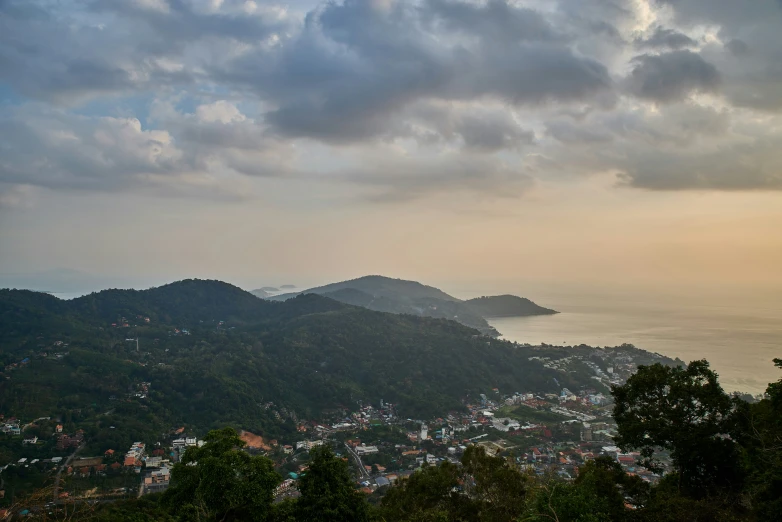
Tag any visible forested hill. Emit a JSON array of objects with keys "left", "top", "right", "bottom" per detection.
[
  {"left": 465, "top": 295, "right": 558, "bottom": 317},
  {"left": 266, "top": 275, "right": 558, "bottom": 336},
  {"left": 0, "top": 279, "right": 655, "bottom": 445}
]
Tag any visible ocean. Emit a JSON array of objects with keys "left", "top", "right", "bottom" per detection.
[{"left": 459, "top": 283, "right": 782, "bottom": 396}]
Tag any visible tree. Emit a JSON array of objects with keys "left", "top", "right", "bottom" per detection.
[
  {"left": 380, "top": 461, "right": 469, "bottom": 521},
  {"left": 295, "top": 446, "right": 372, "bottom": 522},
  {"left": 460, "top": 445, "right": 529, "bottom": 522},
  {"left": 611, "top": 360, "right": 742, "bottom": 497},
  {"left": 524, "top": 457, "right": 647, "bottom": 522},
  {"left": 731, "top": 358, "right": 782, "bottom": 520},
  {"left": 162, "top": 427, "right": 281, "bottom": 521}
]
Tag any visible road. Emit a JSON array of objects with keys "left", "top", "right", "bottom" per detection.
[
  {"left": 52, "top": 443, "right": 85, "bottom": 501},
  {"left": 343, "top": 443, "right": 370, "bottom": 479}
]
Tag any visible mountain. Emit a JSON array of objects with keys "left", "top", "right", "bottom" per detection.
[
  {"left": 1, "top": 279, "right": 609, "bottom": 444},
  {"left": 267, "top": 275, "right": 557, "bottom": 336},
  {"left": 250, "top": 288, "right": 271, "bottom": 298},
  {"left": 465, "top": 295, "right": 558, "bottom": 317}
]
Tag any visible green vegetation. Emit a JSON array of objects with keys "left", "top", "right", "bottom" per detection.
[
  {"left": 464, "top": 295, "right": 558, "bottom": 318},
  {"left": 1, "top": 279, "right": 614, "bottom": 443}
]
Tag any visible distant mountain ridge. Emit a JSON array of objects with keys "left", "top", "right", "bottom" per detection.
[{"left": 265, "top": 275, "right": 557, "bottom": 336}]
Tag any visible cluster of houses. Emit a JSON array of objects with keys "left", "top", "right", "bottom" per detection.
[{"left": 56, "top": 431, "right": 84, "bottom": 451}]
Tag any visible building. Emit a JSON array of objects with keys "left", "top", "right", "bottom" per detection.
[
  {"left": 142, "top": 467, "right": 171, "bottom": 494},
  {"left": 145, "top": 456, "right": 163, "bottom": 468},
  {"left": 419, "top": 424, "right": 428, "bottom": 442},
  {"left": 295, "top": 439, "right": 325, "bottom": 451},
  {"left": 581, "top": 423, "right": 593, "bottom": 442},
  {"left": 56, "top": 432, "right": 84, "bottom": 451},
  {"left": 355, "top": 444, "right": 379, "bottom": 456}
]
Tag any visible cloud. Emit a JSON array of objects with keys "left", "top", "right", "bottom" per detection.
[
  {"left": 341, "top": 149, "right": 535, "bottom": 202},
  {"left": 653, "top": 0, "right": 782, "bottom": 111},
  {"left": 0, "top": 102, "right": 289, "bottom": 198},
  {"left": 1, "top": 0, "right": 781, "bottom": 203},
  {"left": 625, "top": 50, "right": 721, "bottom": 102},
  {"left": 218, "top": 0, "right": 614, "bottom": 142},
  {"left": 634, "top": 26, "right": 697, "bottom": 50},
  {"left": 404, "top": 102, "right": 536, "bottom": 152}
]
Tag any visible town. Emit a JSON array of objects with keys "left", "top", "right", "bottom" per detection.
[{"left": 0, "top": 344, "right": 674, "bottom": 511}]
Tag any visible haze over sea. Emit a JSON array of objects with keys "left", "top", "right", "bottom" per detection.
[{"left": 449, "top": 280, "right": 782, "bottom": 396}]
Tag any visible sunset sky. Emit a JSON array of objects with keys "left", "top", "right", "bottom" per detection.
[{"left": 1, "top": 0, "right": 781, "bottom": 293}]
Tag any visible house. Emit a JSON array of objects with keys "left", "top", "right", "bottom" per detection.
[
  {"left": 56, "top": 432, "right": 84, "bottom": 451},
  {"left": 124, "top": 456, "right": 141, "bottom": 468},
  {"left": 23, "top": 436, "right": 38, "bottom": 445},
  {"left": 375, "top": 477, "right": 390, "bottom": 487},
  {"left": 142, "top": 467, "right": 171, "bottom": 494},
  {"left": 104, "top": 449, "right": 115, "bottom": 456},
  {"left": 56, "top": 424, "right": 63, "bottom": 433}
]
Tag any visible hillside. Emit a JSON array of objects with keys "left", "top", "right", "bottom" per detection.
[
  {"left": 465, "top": 295, "right": 558, "bottom": 317},
  {"left": 1, "top": 279, "right": 603, "bottom": 444},
  {"left": 267, "top": 275, "right": 558, "bottom": 336}
]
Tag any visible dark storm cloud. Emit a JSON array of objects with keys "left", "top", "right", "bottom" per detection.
[
  {"left": 626, "top": 50, "right": 721, "bottom": 102},
  {"left": 634, "top": 26, "right": 696, "bottom": 50}
]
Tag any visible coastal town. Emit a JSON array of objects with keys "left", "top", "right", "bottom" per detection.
[{"left": 0, "top": 344, "right": 674, "bottom": 510}]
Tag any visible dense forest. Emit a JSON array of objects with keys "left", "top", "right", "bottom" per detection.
[
  {"left": 2, "top": 279, "right": 613, "bottom": 444},
  {"left": 8, "top": 358, "right": 781, "bottom": 521}
]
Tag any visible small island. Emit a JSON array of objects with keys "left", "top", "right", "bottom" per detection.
[{"left": 465, "top": 295, "right": 558, "bottom": 318}]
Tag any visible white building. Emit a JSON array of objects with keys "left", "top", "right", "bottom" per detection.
[
  {"left": 355, "top": 444, "right": 379, "bottom": 456},
  {"left": 296, "top": 439, "right": 325, "bottom": 451}
]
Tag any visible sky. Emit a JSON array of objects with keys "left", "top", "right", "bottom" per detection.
[{"left": 1, "top": 0, "right": 782, "bottom": 295}]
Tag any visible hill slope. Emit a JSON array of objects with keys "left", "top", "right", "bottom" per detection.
[
  {"left": 465, "top": 295, "right": 558, "bottom": 317},
  {"left": 1, "top": 279, "right": 590, "bottom": 442},
  {"left": 267, "top": 275, "right": 558, "bottom": 336}
]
